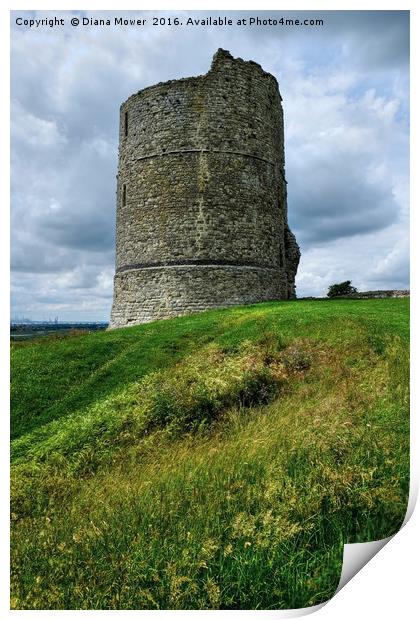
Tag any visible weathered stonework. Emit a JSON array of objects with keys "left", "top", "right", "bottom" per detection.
[
  {"left": 110, "top": 48, "right": 300, "bottom": 328},
  {"left": 345, "top": 290, "right": 410, "bottom": 299}
]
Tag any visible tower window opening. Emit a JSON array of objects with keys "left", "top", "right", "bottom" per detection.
[
  {"left": 124, "top": 111, "right": 128, "bottom": 137},
  {"left": 122, "top": 184, "right": 127, "bottom": 207}
]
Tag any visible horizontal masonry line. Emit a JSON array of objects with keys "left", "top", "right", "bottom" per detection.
[
  {"left": 116, "top": 259, "right": 279, "bottom": 274},
  {"left": 132, "top": 148, "right": 277, "bottom": 168},
  {"left": 123, "top": 149, "right": 287, "bottom": 183}
]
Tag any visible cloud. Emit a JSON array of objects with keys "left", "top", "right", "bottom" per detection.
[
  {"left": 279, "top": 63, "right": 408, "bottom": 248},
  {"left": 10, "top": 10, "right": 409, "bottom": 318},
  {"left": 369, "top": 240, "right": 410, "bottom": 285}
]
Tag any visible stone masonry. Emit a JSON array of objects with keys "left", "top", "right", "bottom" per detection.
[{"left": 110, "top": 49, "right": 300, "bottom": 328}]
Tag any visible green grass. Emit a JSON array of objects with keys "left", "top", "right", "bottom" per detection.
[{"left": 10, "top": 298, "right": 409, "bottom": 609}]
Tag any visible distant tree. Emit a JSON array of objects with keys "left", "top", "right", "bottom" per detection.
[{"left": 327, "top": 280, "right": 358, "bottom": 298}]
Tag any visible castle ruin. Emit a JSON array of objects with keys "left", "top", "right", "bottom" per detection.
[{"left": 109, "top": 49, "right": 300, "bottom": 328}]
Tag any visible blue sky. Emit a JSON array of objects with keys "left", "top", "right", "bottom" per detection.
[{"left": 10, "top": 10, "right": 409, "bottom": 320}]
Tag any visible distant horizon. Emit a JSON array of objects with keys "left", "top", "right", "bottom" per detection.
[
  {"left": 10, "top": 318, "right": 109, "bottom": 324},
  {"left": 10, "top": 284, "right": 410, "bottom": 324}
]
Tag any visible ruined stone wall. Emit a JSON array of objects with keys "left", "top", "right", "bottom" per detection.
[
  {"left": 344, "top": 290, "right": 410, "bottom": 299},
  {"left": 110, "top": 49, "right": 300, "bottom": 327}
]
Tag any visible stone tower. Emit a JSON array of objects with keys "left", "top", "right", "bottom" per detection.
[{"left": 110, "top": 49, "right": 300, "bottom": 328}]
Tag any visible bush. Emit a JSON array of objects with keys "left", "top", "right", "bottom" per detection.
[{"left": 327, "top": 280, "right": 357, "bottom": 298}]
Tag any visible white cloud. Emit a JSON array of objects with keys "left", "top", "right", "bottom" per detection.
[{"left": 11, "top": 101, "right": 67, "bottom": 149}]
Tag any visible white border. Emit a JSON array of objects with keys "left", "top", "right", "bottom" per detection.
[{"left": 2, "top": 2, "right": 417, "bottom": 618}]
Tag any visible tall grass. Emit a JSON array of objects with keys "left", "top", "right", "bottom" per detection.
[{"left": 10, "top": 299, "right": 409, "bottom": 609}]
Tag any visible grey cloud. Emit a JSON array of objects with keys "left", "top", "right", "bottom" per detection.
[
  {"left": 288, "top": 165, "right": 398, "bottom": 245},
  {"left": 236, "top": 10, "right": 409, "bottom": 72},
  {"left": 12, "top": 242, "right": 77, "bottom": 274},
  {"left": 41, "top": 212, "right": 115, "bottom": 252}
]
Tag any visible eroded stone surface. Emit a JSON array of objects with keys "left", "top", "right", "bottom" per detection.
[{"left": 110, "top": 48, "right": 300, "bottom": 328}]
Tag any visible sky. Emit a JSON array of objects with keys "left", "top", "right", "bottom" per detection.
[{"left": 10, "top": 10, "right": 410, "bottom": 321}]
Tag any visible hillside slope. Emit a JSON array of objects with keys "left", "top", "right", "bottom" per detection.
[{"left": 11, "top": 299, "right": 409, "bottom": 609}]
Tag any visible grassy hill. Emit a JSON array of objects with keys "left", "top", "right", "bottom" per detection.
[{"left": 10, "top": 298, "right": 409, "bottom": 610}]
